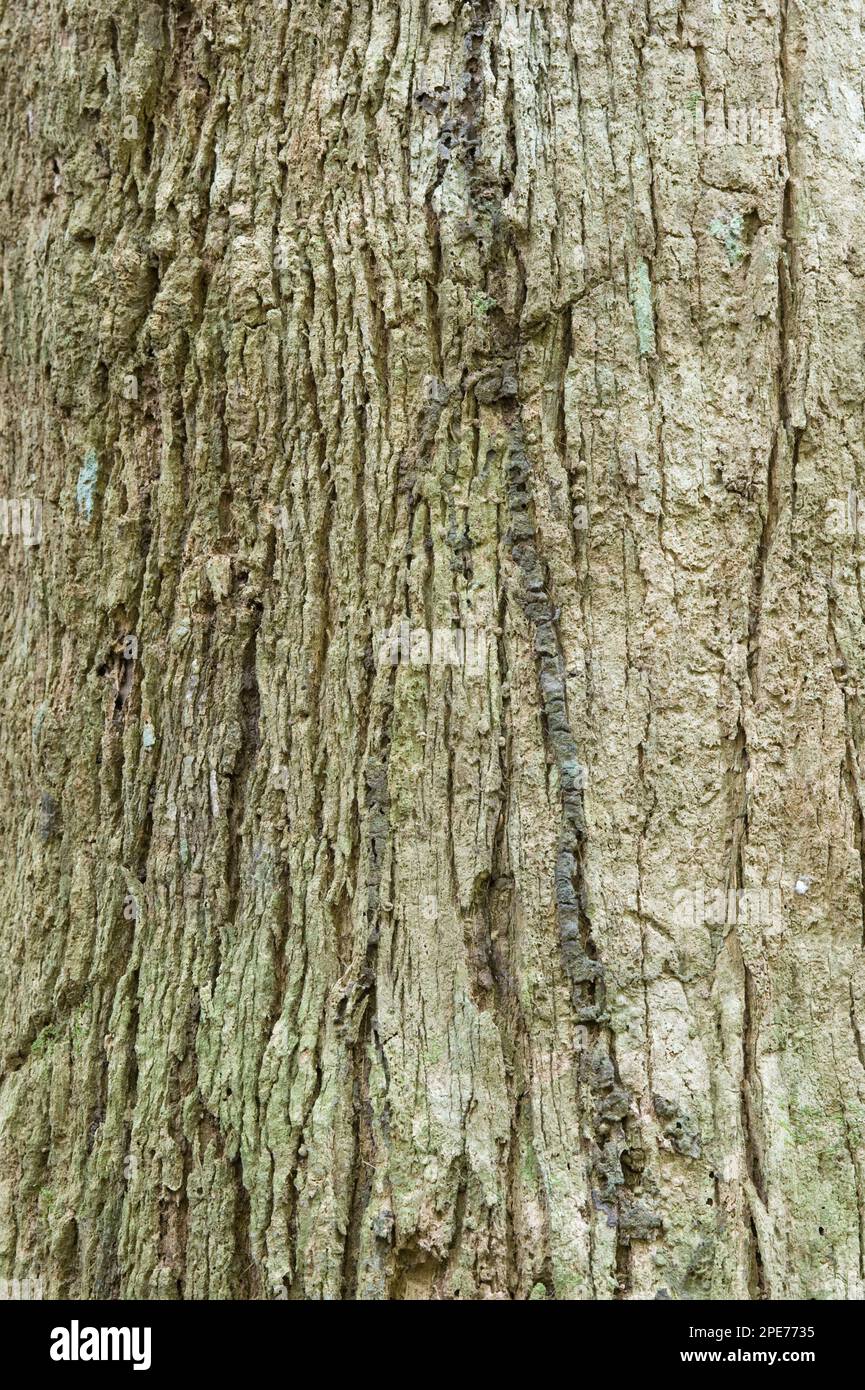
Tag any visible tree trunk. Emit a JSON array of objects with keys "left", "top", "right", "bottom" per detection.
[{"left": 1, "top": 0, "right": 864, "bottom": 1301}]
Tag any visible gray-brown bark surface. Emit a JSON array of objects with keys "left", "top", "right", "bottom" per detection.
[{"left": 2, "top": 0, "right": 865, "bottom": 1300}]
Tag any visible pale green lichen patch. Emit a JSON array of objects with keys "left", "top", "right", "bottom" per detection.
[
  {"left": 630, "top": 259, "right": 656, "bottom": 356},
  {"left": 76, "top": 448, "right": 99, "bottom": 520},
  {"left": 709, "top": 213, "right": 746, "bottom": 266}
]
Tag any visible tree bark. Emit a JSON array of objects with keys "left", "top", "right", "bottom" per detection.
[{"left": 2, "top": 0, "right": 865, "bottom": 1300}]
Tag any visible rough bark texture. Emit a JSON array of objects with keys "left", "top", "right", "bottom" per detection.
[{"left": 2, "top": 0, "right": 865, "bottom": 1301}]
